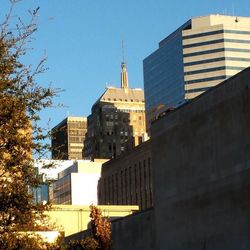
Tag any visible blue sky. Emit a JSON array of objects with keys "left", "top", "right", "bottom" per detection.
[{"left": 1, "top": 0, "right": 250, "bottom": 129}]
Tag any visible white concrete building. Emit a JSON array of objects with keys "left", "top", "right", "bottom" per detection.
[{"left": 51, "top": 159, "right": 108, "bottom": 205}]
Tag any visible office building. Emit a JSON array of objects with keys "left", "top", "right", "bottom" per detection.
[
  {"left": 143, "top": 14, "right": 250, "bottom": 121},
  {"left": 84, "top": 62, "right": 147, "bottom": 159},
  {"left": 51, "top": 116, "right": 87, "bottom": 160}
]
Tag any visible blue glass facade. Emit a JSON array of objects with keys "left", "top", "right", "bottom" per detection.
[
  {"left": 143, "top": 21, "right": 191, "bottom": 111},
  {"left": 33, "top": 184, "right": 49, "bottom": 204}
]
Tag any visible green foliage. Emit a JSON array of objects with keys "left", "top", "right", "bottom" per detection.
[
  {"left": 0, "top": 1, "right": 61, "bottom": 249},
  {"left": 89, "top": 205, "right": 111, "bottom": 250},
  {"left": 0, "top": 232, "right": 64, "bottom": 250},
  {"left": 64, "top": 206, "right": 112, "bottom": 250},
  {"left": 67, "top": 237, "right": 99, "bottom": 250}
]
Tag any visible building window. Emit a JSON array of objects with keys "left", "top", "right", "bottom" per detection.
[
  {"left": 148, "top": 157, "right": 152, "bottom": 206},
  {"left": 111, "top": 174, "right": 114, "bottom": 204},
  {"left": 115, "top": 173, "right": 118, "bottom": 204},
  {"left": 139, "top": 161, "right": 142, "bottom": 209},
  {"left": 145, "top": 188, "right": 148, "bottom": 208},
  {"left": 108, "top": 176, "right": 111, "bottom": 204},
  {"left": 129, "top": 166, "right": 132, "bottom": 203},
  {"left": 125, "top": 168, "right": 128, "bottom": 204},
  {"left": 138, "top": 136, "right": 143, "bottom": 144},
  {"left": 104, "top": 178, "right": 107, "bottom": 204},
  {"left": 134, "top": 163, "right": 137, "bottom": 192},
  {"left": 143, "top": 159, "right": 147, "bottom": 187},
  {"left": 121, "top": 170, "right": 123, "bottom": 204}
]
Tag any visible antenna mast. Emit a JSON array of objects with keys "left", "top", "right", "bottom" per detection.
[
  {"left": 122, "top": 40, "right": 125, "bottom": 63},
  {"left": 120, "top": 40, "right": 129, "bottom": 88}
]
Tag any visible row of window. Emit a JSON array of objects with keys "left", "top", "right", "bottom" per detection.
[
  {"left": 53, "top": 190, "right": 71, "bottom": 205},
  {"left": 117, "top": 109, "right": 144, "bottom": 113},
  {"left": 183, "top": 38, "right": 250, "bottom": 49},
  {"left": 105, "top": 115, "right": 143, "bottom": 122},
  {"left": 103, "top": 98, "right": 143, "bottom": 102},
  {"left": 69, "top": 130, "right": 87, "bottom": 136},
  {"left": 185, "top": 75, "right": 228, "bottom": 84},
  {"left": 184, "top": 56, "right": 250, "bottom": 67},
  {"left": 68, "top": 122, "right": 86, "bottom": 129},
  {"left": 184, "top": 57, "right": 224, "bottom": 66},
  {"left": 183, "top": 29, "right": 250, "bottom": 40},
  {"left": 183, "top": 47, "right": 250, "bottom": 58},
  {"left": 69, "top": 137, "right": 85, "bottom": 143},
  {"left": 185, "top": 66, "right": 245, "bottom": 76},
  {"left": 185, "top": 86, "right": 211, "bottom": 94}
]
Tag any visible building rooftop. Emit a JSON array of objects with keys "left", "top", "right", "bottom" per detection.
[
  {"left": 92, "top": 61, "right": 145, "bottom": 107},
  {"left": 191, "top": 14, "right": 250, "bottom": 29},
  {"left": 52, "top": 116, "right": 87, "bottom": 131},
  {"left": 158, "top": 14, "right": 250, "bottom": 48},
  {"left": 100, "top": 87, "right": 144, "bottom": 103}
]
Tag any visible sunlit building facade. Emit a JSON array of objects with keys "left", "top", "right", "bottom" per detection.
[
  {"left": 51, "top": 159, "right": 107, "bottom": 205},
  {"left": 84, "top": 62, "right": 147, "bottom": 159},
  {"left": 143, "top": 14, "right": 250, "bottom": 115},
  {"left": 51, "top": 116, "right": 87, "bottom": 160}
]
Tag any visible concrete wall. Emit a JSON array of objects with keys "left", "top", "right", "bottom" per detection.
[
  {"left": 152, "top": 68, "right": 250, "bottom": 249},
  {"left": 66, "top": 208, "right": 154, "bottom": 249},
  {"left": 111, "top": 208, "right": 154, "bottom": 250}
]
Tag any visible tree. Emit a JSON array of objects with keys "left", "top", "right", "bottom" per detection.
[
  {"left": 89, "top": 205, "right": 111, "bottom": 250},
  {"left": 66, "top": 206, "right": 111, "bottom": 250},
  {"left": 67, "top": 237, "right": 99, "bottom": 250},
  {"left": 0, "top": 1, "right": 60, "bottom": 249}
]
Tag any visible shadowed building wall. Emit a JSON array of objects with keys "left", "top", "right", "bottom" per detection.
[
  {"left": 98, "top": 140, "right": 153, "bottom": 210},
  {"left": 152, "top": 68, "right": 250, "bottom": 249}
]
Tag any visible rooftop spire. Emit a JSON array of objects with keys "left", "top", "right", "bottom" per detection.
[{"left": 121, "top": 40, "right": 129, "bottom": 88}]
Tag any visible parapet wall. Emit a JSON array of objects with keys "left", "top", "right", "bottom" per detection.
[
  {"left": 111, "top": 208, "right": 154, "bottom": 250},
  {"left": 152, "top": 68, "right": 250, "bottom": 249}
]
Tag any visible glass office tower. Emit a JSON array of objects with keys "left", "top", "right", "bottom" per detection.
[
  {"left": 143, "top": 20, "right": 191, "bottom": 112},
  {"left": 143, "top": 15, "right": 250, "bottom": 116}
]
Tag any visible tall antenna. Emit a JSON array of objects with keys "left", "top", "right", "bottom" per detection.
[
  {"left": 120, "top": 40, "right": 129, "bottom": 89},
  {"left": 122, "top": 40, "right": 125, "bottom": 63}
]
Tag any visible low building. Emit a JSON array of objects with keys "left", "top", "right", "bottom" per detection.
[
  {"left": 98, "top": 140, "right": 152, "bottom": 210},
  {"left": 47, "top": 205, "right": 139, "bottom": 237},
  {"left": 51, "top": 159, "right": 108, "bottom": 205}
]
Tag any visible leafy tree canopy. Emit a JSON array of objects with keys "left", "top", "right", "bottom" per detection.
[{"left": 0, "top": 1, "right": 60, "bottom": 249}]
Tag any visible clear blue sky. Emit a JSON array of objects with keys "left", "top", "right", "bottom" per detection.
[{"left": 1, "top": 0, "right": 250, "bottom": 129}]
